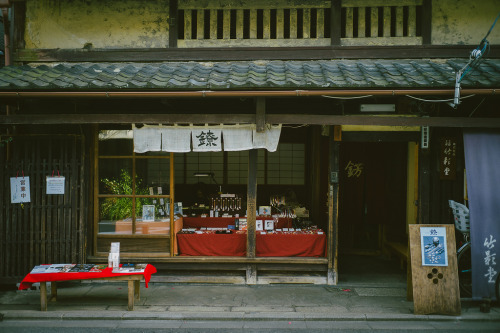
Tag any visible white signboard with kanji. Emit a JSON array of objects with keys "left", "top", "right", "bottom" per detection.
[
  {"left": 10, "top": 177, "right": 31, "bottom": 203},
  {"left": 46, "top": 176, "right": 65, "bottom": 195}
]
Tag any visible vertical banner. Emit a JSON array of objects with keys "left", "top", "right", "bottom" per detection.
[
  {"left": 463, "top": 130, "right": 500, "bottom": 300},
  {"left": 10, "top": 176, "right": 31, "bottom": 203}
]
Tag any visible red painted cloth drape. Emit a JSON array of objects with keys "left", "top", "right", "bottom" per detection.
[
  {"left": 177, "top": 232, "right": 326, "bottom": 257},
  {"left": 256, "top": 233, "right": 327, "bottom": 257},
  {"left": 18, "top": 264, "right": 157, "bottom": 290},
  {"left": 183, "top": 217, "right": 292, "bottom": 229},
  {"left": 177, "top": 232, "right": 247, "bottom": 256}
]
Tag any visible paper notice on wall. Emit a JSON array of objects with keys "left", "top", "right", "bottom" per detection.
[
  {"left": 10, "top": 177, "right": 31, "bottom": 203},
  {"left": 46, "top": 176, "right": 65, "bottom": 195}
]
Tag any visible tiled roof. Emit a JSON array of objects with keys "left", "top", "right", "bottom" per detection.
[{"left": 0, "top": 59, "right": 499, "bottom": 90}]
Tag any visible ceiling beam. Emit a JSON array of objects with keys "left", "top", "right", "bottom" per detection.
[
  {"left": 13, "top": 45, "right": 500, "bottom": 63},
  {"left": 2, "top": 114, "right": 500, "bottom": 128}
]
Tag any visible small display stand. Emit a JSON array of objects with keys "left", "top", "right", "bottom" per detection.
[{"left": 409, "top": 224, "right": 460, "bottom": 315}]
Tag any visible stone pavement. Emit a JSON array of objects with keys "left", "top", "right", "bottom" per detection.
[{"left": 0, "top": 281, "right": 499, "bottom": 324}]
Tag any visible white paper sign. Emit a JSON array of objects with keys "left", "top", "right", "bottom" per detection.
[
  {"left": 10, "top": 177, "right": 31, "bottom": 203},
  {"left": 46, "top": 176, "right": 65, "bottom": 195},
  {"left": 420, "top": 227, "right": 448, "bottom": 266}
]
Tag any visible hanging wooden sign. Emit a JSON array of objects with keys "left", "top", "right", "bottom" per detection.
[{"left": 439, "top": 137, "right": 457, "bottom": 180}]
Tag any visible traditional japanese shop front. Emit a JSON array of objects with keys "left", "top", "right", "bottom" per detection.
[{"left": 94, "top": 119, "right": 332, "bottom": 284}]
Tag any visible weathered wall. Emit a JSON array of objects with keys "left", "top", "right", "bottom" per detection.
[
  {"left": 24, "top": 0, "right": 170, "bottom": 49},
  {"left": 23, "top": 0, "right": 500, "bottom": 49},
  {"left": 432, "top": 0, "right": 500, "bottom": 45}
]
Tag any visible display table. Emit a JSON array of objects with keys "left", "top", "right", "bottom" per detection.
[
  {"left": 177, "top": 231, "right": 326, "bottom": 257},
  {"left": 183, "top": 216, "right": 292, "bottom": 229},
  {"left": 177, "top": 232, "right": 247, "bottom": 256},
  {"left": 256, "top": 233, "right": 326, "bottom": 257},
  {"left": 18, "top": 264, "right": 157, "bottom": 311}
]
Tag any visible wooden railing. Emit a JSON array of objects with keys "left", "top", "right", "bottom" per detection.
[
  {"left": 176, "top": 0, "right": 423, "bottom": 48},
  {"left": 341, "top": 0, "right": 423, "bottom": 45}
]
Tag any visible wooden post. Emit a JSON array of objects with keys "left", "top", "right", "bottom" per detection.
[
  {"left": 422, "top": 0, "right": 432, "bottom": 45},
  {"left": 169, "top": 0, "right": 178, "bottom": 48},
  {"left": 256, "top": 97, "right": 265, "bottom": 133},
  {"left": 418, "top": 146, "right": 430, "bottom": 224},
  {"left": 134, "top": 279, "right": 140, "bottom": 300},
  {"left": 328, "top": 126, "right": 340, "bottom": 285},
  {"left": 330, "top": 0, "right": 341, "bottom": 45},
  {"left": 128, "top": 279, "right": 135, "bottom": 311},
  {"left": 50, "top": 281, "right": 57, "bottom": 302},
  {"left": 40, "top": 281, "right": 47, "bottom": 311},
  {"left": 246, "top": 149, "right": 258, "bottom": 283}
]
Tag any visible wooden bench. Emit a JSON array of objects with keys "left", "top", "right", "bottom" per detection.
[
  {"left": 40, "top": 274, "right": 143, "bottom": 311},
  {"left": 384, "top": 241, "right": 408, "bottom": 270}
]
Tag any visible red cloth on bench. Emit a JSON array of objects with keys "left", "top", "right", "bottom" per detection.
[{"left": 18, "top": 264, "right": 157, "bottom": 290}]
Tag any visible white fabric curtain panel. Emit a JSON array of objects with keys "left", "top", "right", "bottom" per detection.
[
  {"left": 253, "top": 124, "right": 282, "bottom": 152},
  {"left": 133, "top": 126, "right": 162, "bottom": 153},
  {"left": 132, "top": 124, "right": 282, "bottom": 153},
  {"left": 161, "top": 126, "right": 192, "bottom": 152},
  {"left": 192, "top": 127, "right": 223, "bottom": 152},
  {"left": 222, "top": 124, "right": 254, "bottom": 151}
]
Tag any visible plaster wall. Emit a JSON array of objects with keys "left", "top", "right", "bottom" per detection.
[
  {"left": 432, "top": 0, "right": 500, "bottom": 45},
  {"left": 23, "top": 0, "right": 500, "bottom": 49},
  {"left": 24, "top": 0, "right": 170, "bottom": 49}
]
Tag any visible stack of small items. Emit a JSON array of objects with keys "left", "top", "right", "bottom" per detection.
[{"left": 108, "top": 242, "right": 120, "bottom": 272}]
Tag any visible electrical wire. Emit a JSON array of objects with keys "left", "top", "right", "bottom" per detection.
[
  {"left": 405, "top": 94, "right": 475, "bottom": 103},
  {"left": 458, "top": 12, "right": 500, "bottom": 83},
  {"left": 468, "top": 97, "right": 486, "bottom": 117},
  {"left": 321, "top": 95, "right": 373, "bottom": 100}
]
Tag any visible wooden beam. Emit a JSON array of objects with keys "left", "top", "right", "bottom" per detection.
[
  {"left": 13, "top": 45, "right": 500, "bottom": 63},
  {"left": 2, "top": 114, "right": 500, "bottom": 128}
]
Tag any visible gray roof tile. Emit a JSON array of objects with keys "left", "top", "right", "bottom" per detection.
[{"left": 0, "top": 59, "right": 499, "bottom": 91}]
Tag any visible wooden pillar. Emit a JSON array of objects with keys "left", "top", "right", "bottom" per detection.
[
  {"left": 169, "top": 0, "right": 178, "bottom": 48},
  {"left": 256, "top": 97, "right": 265, "bottom": 133},
  {"left": 246, "top": 149, "right": 258, "bottom": 284},
  {"left": 422, "top": 0, "right": 432, "bottom": 45},
  {"left": 330, "top": 0, "right": 341, "bottom": 46},
  {"left": 418, "top": 145, "right": 430, "bottom": 224},
  {"left": 328, "top": 126, "right": 341, "bottom": 285}
]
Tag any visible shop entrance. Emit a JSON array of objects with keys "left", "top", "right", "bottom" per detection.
[{"left": 338, "top": 142, "right": 408, "bottom": 255}]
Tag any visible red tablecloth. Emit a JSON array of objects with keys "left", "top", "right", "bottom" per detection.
[
  {"left": 183, "top": 217, "right": 292, "bottom": 229},
  {"left": 256, "top": 233, "right": 327, "bottom": 257},
  {"left": 177, "top": 232, "right": 247, "bottom": 256},
  {"left": 177, "top": 232, "right": 326, "bottom": 257},
  {"left": 18, "top": 264, "right": 157, "bottom": 290}
]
